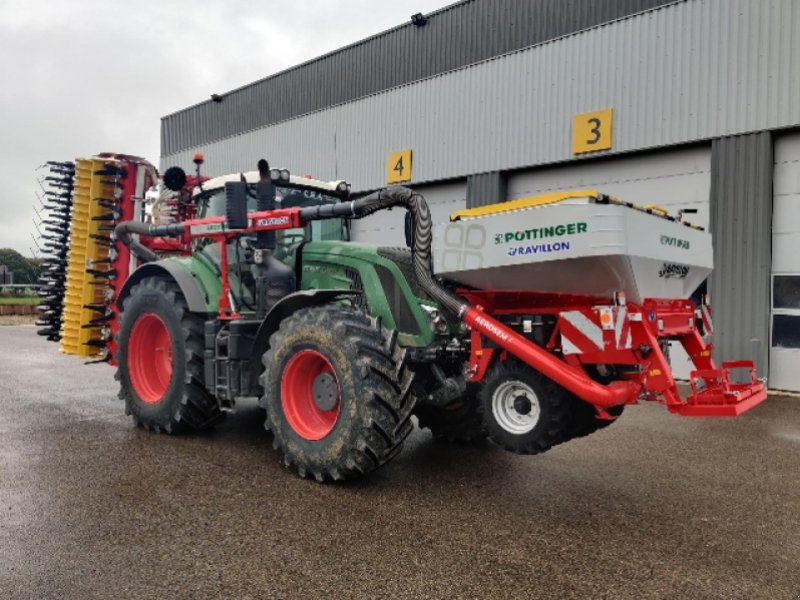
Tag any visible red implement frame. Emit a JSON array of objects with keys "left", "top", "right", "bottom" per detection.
[
  {"left": 459, "top": 290, "right": 766, "bottom": 418},
  {"left": 151, "top": 208, "right": 303, "bottom": 319}
]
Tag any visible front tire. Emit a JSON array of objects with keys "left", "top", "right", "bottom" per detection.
[
  {"left": 260, "top": 306, "right": 415, "bottom": 482},
  {"left": 117, "top": 276, "right": 222, "bottom": 434}
]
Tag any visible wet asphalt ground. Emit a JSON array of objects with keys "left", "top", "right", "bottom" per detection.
[{"left": 0, "top": 325, "right": 798, "bottom": 600}]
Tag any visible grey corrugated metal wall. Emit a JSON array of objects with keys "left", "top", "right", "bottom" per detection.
[
  {"left": 709, "top": 133, "right": 773, "bottom": 376},
  {"left": 466, "top": 172, "right": 507, "bottom": 208},
  {"left": 161, "top": 0, "right": 676, "bottom": 156},
  {"left": 162, "top": 0, "right": 800, "bottom": 192}
]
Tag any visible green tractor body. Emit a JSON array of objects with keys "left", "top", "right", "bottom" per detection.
[{"left": 111, "top": 168, "right": 467, "bottom": 482}]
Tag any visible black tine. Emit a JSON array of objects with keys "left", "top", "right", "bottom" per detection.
[
  {"left": 83, "top": 303, "right": 110, "bottom": 313},
  {"left": 86, "top": 268, "right": 117, "bottom": 279},
  {"left": 94, "top": 199, "right": 118, "bottom": 210},
  {"left": 84, "top": 356, "right": 111, "bottom": 365},
  {"left": 94, "top": 166, "right": 125, "bottom": 177}
]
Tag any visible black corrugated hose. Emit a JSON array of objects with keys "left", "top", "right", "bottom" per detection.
[{"left": 299, "top": 186, "right": 467, "bottom": 317}]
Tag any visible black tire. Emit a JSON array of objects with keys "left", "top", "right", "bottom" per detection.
[
  {"left": 566, "top": 399, "right": 625, "bottom": 439},
  {"left": 478, "top": 361, "right": 574, "bottom": 455},
  {"left": 415, "top": 387, "right": 485, "bottom": 443},
  {"left": 260, "top": 306, "right": 415, "bottom": 482},
  {"left": 117, "top": 276, "right": 223, "bottom": 434}
]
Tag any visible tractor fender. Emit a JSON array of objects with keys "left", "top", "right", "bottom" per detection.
[
  {"left": 249, "top": 289, "right": 361, "bottom": 390},
  {"left": 116, "top": 262, "right": 211, "bottom": 314}
]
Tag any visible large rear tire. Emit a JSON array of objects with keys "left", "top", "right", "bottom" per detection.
[
  {"left": 117, "top": 276, "right": 223, "bottom": 434},
  {"left": 260, "top": 306, "right": 415, "bottom": 482}
]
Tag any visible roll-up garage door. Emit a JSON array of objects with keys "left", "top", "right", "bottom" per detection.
[
  {"left": 350, "top": 180, "right": 466, "bottom": 246},
  {"left": 770, "top": 134, "right": 800, "bottom": 392},
  {"left": 506, "top": 146, "right": 712, "bottom": 378}
]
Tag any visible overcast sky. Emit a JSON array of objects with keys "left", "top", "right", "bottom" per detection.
[{"left": 0, "top": 0, "right": 452, "bottom": 256}]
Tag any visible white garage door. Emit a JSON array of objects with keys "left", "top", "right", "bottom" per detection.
[
  {"left": 507, "top": 146, "right": 712, "bottom": 379},
  {"left": 350, "top": 180, "right": 466, "bottom": 246},
  {"left": 770, "top": 134, "right": 800, "bottom": 392}
]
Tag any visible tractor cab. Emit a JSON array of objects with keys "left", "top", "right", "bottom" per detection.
[
  {"left": 195, "top": 170, "right": 351, "bottom": 264},
  {"left": 191, "top": 171, "right": 352, "bottom": 308}
]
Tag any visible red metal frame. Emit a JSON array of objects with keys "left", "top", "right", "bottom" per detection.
[
  {"left": 460, "top": 289, "right": 766, "bottom": 418},
  {"left": 168, "top": 208, "right": 303, "bottom": 319},
  {"left": 103, "top": 157, "right": 157, "bottom": 366}
]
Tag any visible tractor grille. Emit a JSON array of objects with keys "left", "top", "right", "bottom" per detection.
[
  {"left": 374, "top": 264, "right": 421, "bottom": 336},
  {"left": 344, "top": 267, "right": 368, "bottom": 311}
]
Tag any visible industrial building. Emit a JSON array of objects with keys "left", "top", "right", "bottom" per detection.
[{"left": 160, "top": 0, "right": 800, "bottom": 392}]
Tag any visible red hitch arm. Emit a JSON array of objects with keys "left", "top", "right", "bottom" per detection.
[{"left": 462, "top": 307, "right": 640, "bottom": 407}]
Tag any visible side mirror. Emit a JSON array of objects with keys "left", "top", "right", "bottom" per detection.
[
  {"left": 225, "top": 181, "right": 248, "bottom": 229},
  {"left": 404, "top": 212, "right": 415, "bottom": 248}
]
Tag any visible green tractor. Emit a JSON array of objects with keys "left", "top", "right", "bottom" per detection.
[{"left": 112, "top": 159, "right": 472, "bottom": 481}]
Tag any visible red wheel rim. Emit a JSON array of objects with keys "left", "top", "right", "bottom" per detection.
[
  {"left": 280, "top": 350, "right": 341, "bottom": 441},
  {"left": 128, "top": 313, "right": 173, "bottom": 404}
]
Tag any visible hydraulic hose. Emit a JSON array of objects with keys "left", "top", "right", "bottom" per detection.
[
  {"left": 299, "top": 186, "right": 467, "bottom": 317},
  {"left": 113, "top": 221, "right": 185, "bottom": 263}
]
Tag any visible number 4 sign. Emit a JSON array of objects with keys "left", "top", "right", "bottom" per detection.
[
  {"left": 572, "top": 109, "right": 613, "bottom": 155},
  {"left": 387, "top": 149, "right": 412, "bottom": 184}
]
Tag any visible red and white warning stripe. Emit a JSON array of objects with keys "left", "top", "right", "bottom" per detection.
[
  {"left": 614, "top": 306, "right": 633, "bottom": 350},
  {"left": 560, "top": 310, "right": 605, "bottom": 355},
  {"left": 699, "top": 305, "right": 714, "bottom": 336},
  {"left": 560, "top": 307, "right": 632, "bottom": 355}
]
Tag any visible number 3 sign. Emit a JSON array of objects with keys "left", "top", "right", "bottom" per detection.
[{"left": 572, "top": 109, "right": 613, "bottom": 155}]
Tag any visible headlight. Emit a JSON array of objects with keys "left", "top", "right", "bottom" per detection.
[
  {"left": 279, "top": 169, "right": 290, "bottom": 181},
  {"left": 269, "top": 169, "right": 281, "bottom": 181},
  {"left": 336, "top": 181, "right": 350, "bottom": 194}
]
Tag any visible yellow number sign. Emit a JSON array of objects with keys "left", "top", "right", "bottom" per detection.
[
  {"left": 387, "top": 149, "right": 412, "bottom": 184},
  {"left": 572, "top": 109, "right": 613, "bottom": 155}
]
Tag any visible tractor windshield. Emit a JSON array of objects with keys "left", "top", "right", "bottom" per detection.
[{"left": 195, "top": 184, "right": 349, "bottom": 312}]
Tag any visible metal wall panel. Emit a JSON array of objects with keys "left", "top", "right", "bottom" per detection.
[
  {"left": 161, "top": 0, "right": 675, "bottom": 155},
  {"left": 709, "top": 132, "right": 773, "bottom": 376},
  {"left": 350, "top": 179, "right": 467, "bottom": 245},
  {"left": 466, "top": 172, "right": 507, "bottom": 208},
  {"left": 163, "top": 0, "right": 800, "bottom": 191},
  {"left": 769, "top": 131, "right": 800, "bottom": 391}
]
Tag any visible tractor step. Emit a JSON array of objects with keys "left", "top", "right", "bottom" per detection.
[{"left": 670, "top": 361, "right": 767, "bottom": 417}]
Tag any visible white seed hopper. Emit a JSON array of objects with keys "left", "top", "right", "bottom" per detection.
[{"left": 432, "top": 191, "right": 712, "bottom": 303}]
